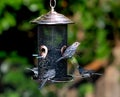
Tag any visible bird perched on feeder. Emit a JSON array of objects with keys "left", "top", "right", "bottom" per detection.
[
  {"left": 32, "top": 45, "right": 48, "bottom": 59},
  {"left": 78, "top": 65, "right": 102, "bottom": 78},
  {"left": 56, "top": 42, "right": 80, "bottom": 62},
  {"left": 39, "top": 69, "right": 56, "bottom": 89}
]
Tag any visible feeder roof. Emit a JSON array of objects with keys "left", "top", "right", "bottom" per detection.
[{"left": 31, "top": 10, "right": 74, "bottom": 25}]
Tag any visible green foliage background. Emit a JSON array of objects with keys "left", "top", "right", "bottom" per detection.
[{"left": 0, "top": 0, "right": 120, "bottom": 97}]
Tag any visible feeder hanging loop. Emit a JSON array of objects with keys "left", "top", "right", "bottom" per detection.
[{"left": 50, "top": 0, "right": 56, "bottom": 11}]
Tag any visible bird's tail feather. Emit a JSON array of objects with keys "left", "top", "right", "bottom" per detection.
[
  {"left": 26, "top": 68, "right": 33, "bottom": 72},
  {"left": 39, "top": 78, "right": 48, "bottom": 89},
  {"left": 56, "top": 57, "right": 64, "bottom": 62},
  {"left": 92, "top": 73, "right": 102, "bottom": 75}
]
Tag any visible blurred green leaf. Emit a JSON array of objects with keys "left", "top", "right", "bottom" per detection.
[
  {"left": 5, "top": 0, "right": 22, "bottom": 10},
  {"left": 0, "top": 51, "right": 7, "bottom": 58},
  {"left": 78, "top": 83, "right": 94, "bottom": 97},
  {"left": 3, "top": 70, "right": 26, "bottom": 86}
]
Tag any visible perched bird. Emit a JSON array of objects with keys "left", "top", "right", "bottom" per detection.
[
  {"left": 39, "top": 69, "right": 56, "bottom": 89},
  {"left": 26, "top": 67, "right": 38, "bottom": 77},
  {"left": 78, "top": 66, "right": 102, "bottom": 78},
  {"left": 56, "top": 42, "right": 80, "bottom": 62}
]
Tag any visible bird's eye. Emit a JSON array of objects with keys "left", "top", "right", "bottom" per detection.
[{"left": 75, "top": 42, "right": 78, "bottom": 45}]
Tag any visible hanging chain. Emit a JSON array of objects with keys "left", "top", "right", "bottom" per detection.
[{"left": 50, "top": 0, "right": 56, "bottom": 11}]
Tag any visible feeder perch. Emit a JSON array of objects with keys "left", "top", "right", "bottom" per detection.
[{"left": 31, "top": 0, "right": 74, "bottom": 82}]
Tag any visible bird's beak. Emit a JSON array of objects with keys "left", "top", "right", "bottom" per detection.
[{"left": 78, "top": 42, "right": 80, "bottom": 45}]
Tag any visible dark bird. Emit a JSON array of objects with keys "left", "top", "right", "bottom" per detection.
[
  {"left": 78, "top": 66, "right": 102, "bottom": 78},
  {"left": 56, "top": 42, "right": 80, "bottom": 62},
  {"left": 39, "top": 69, "right": 56, "bottom": 89}
]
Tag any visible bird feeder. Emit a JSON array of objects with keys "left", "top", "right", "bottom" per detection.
[{"left": 31, "top": 0, "right": 74, "bottom": 82}]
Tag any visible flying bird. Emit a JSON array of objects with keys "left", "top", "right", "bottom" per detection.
[
  {"left": 78, "top": 66, "right": 102, "bottom": 78},
  {"left": 56, "top": 42, "right": 80, "bottom": 62}
]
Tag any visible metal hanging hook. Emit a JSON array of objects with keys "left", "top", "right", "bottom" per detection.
[{"left": 50, "top": 0, "right": 56, "bottom": 11}]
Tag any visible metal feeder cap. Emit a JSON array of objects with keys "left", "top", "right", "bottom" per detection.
[{"left": 31, "top": 10, "right": 74, "bottom": 25}]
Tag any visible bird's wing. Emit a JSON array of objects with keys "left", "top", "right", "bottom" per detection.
[
  {"left": 39, "top": 78, "right": 48, "bottom": 89},
  {"left": 26, "top": 68, "right": 38, "bottom": 76},
  {"left": 39, "top": 69, "right": 55, "bottom": 89},
  {"left": 33, "top": 67, "right": 38, "bottom": 71},
  {"left": 63, "top": 49, "right": 76, "bottom": 57},
  {"left": 63, "top": 46, "right": 73, "bottom": 56},
  {"left": 43, "top": 69, "right": 55, "bottom": 79},
  {"left": 83, "top": 69, "right": 94, "bottom": 74},
  {"left": 92, "top": 73, "right": 102, "bottom": 75},
  {"left": 26, "top": 68, "right": 35, "bottom": 73},
  {"left": 26, "top": 68, "right": 32, "bottom": 71},
  {"left": 47, "top": 70, "right": 56, "bottom": 79}
]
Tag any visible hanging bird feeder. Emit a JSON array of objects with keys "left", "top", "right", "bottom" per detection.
[{"left": 31, "top": 0, "right": 74, "bottom": 83}]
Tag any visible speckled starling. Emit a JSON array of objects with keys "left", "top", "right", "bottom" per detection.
[{"left": 56, "top": 42, "right": 80, "bottom": 62}]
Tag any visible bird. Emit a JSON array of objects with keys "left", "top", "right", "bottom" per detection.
[
  {"left": 78, "top": 66, "right": 102, "bottom": 78},
  {"left": 26, "top": 67, "right": 38, "bottom": 77},
  {"left": 56, "top": 42, "right": 80, "bottom": 62},
  {"left": 39, "top": 69, "right": 56, "bottom": 89}
]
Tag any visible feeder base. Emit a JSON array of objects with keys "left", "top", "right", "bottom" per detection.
[{"left": 51, "top": 75, "right": 73, "bottom": 82}]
